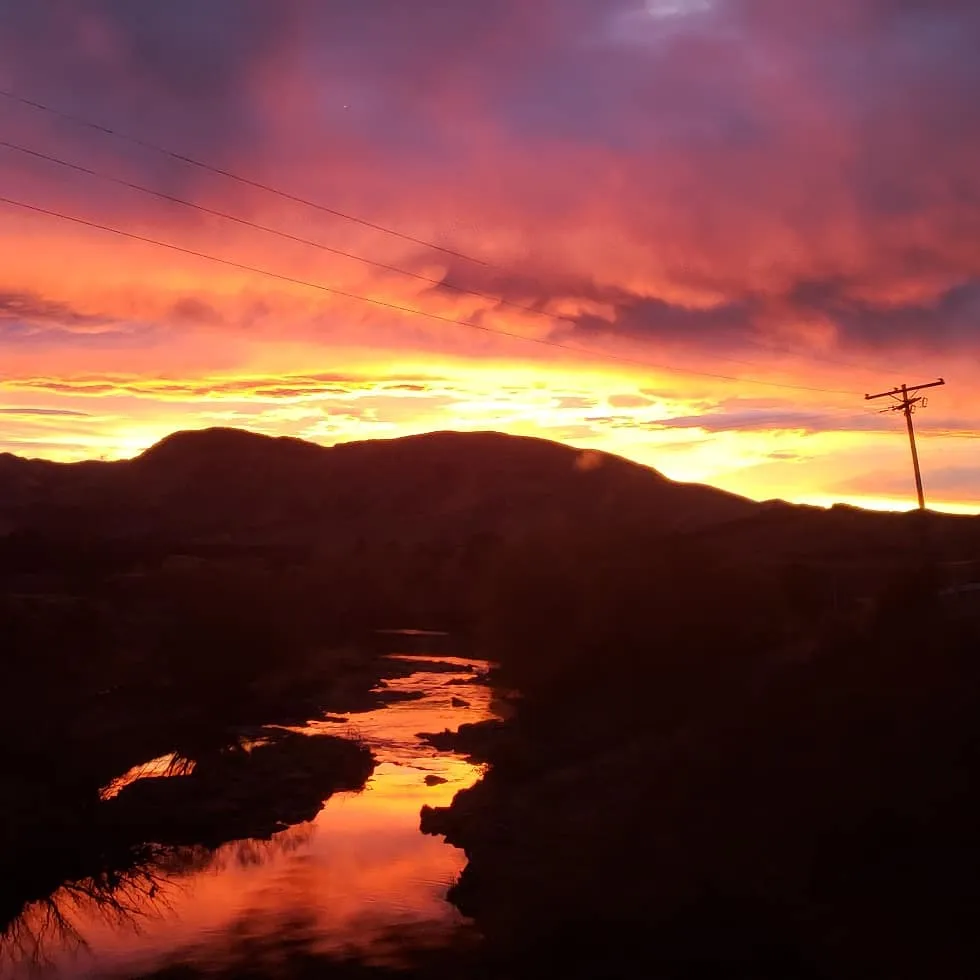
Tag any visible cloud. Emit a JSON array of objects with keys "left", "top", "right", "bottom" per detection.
[
  {"left": 652, "top": 410, "right": 879, "bottom": 435},
  {"left": 644, "top": 405, "right": 980, "bottom": 437},
  {"left": 1, "top": 0, "right": 978, "bottom": 368},
  {"left": 840, "top": 463, "right": 980, "bottom": 500},
  {"left": 779, "top": 277, "right": 980, "bottom": 349},
  {"left": 0, "top": 1, "right": 301, "bottom": 171},
  {"left": 0, "top": 290, "right": 108, "bottom": 330},
  {"left": 0, "top": 371, "right": 451, "bottom": 402},
  {"left": 0, "top": 291, "right": 170, "bottom": 359},
  {"left": 583, "top": 405, "right": 907, "bottom": 435},
  {"left": 608, "top": 394, "right": 655, "bottom": 409},
  {"left": 170, "top": 296, "right": 225, "bottom": 326},
  {"left": 555, "top": 396, "right": 599, "bottom": 410},
  {"left": 0, "top": 406, "right": 92, "bottom": 418}
]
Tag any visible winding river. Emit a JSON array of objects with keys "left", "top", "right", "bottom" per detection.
[{"left": 4, "top": 654, "right": 496, "bottom": 979}]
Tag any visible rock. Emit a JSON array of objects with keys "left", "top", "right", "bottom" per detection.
[
  {"left": 420, "top": 781, "right": 485, "bottom": 843},
  {"left": 374, "top": 688, "right": 427, "bottom": 707},
  {"left": 104, "top": 731, "right": 374, "bottom": 848},
  {"left": 451, "top": 696, "right": 470, "bottom": 708},
  {"left": 381, "top": 658, "right": 473, "bottom": 677},
  {"left": 424, "top": 774, "right": 449, "bottom": 786},
  {"left": 420, "top": 803, "right": 442, "bottom": 834},
  {"left": 417, "top": 719, "right": 508, "bottom": 761}
]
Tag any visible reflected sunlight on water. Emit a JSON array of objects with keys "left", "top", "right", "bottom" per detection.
[
  {"left": 98, "top": 754, "right": 195, "bottom": 801},
  {"left": 6, "top": 656, "right": 497, "bottom": 979}
]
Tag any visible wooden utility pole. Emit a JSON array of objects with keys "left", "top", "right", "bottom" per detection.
[{"left": 865, "top": 379, "right": 945, "bottom": 510}]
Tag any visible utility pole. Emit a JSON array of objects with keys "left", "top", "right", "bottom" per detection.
[{"left": 865, "top": 379, "right": 945, "bottom": 510}]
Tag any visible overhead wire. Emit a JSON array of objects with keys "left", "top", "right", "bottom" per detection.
[
  {"left": 0, "top": 88, "right": 896, "bottom": 380},
  {"left": 0, "top": 138, "right": 551, "bottom": 318},
  {"left": 0, "top": 135, "right": 884, "bottom": 382},
  {"left": 0, "top": 193, "right": 867, "bottom": 398},
  {"left": 0, "top": 88, "right": 484, "bottom": 265}
]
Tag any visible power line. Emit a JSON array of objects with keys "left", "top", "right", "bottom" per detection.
[
  {"left": 734, "top": 335, "right": 883, "bottom": 376},
  {"left": 0, "top": 136, "right": 882, "bottom": 381},
  {"left": 0, "top": 88, "right": 896, "bottom": 380},
  {"left": 2, "top": 137, "right": 895, "bottom": 386},
  {"left": 0, "top": 87, "right": 485, "bottom": 266},
  {"left": 0, "top": 193, "right": 865, "bottom": 397},
  {"left": 0, "top": 137, "right": 556, "bottom": 322}
]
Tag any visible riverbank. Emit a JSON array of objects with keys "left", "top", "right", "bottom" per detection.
[
  {"left": 2, "top": 656, "right": 499, "bottom": 980},
  {"left": 0, "top": 643, "right": 481, "bottom": 942},
  {"left": 420, "top": 590, "right": 980, "bottom": 979}
]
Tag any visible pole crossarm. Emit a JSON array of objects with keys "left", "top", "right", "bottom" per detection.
[{"left": 865, "top": 378, "right": 945, "bottom": 401}]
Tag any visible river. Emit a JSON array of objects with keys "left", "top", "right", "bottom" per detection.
[{"left": 3, "top": 654, "right": 497, "bottom": 979}]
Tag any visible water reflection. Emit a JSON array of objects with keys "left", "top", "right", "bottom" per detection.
[
  {"left": 99, "top": 755, "right": 196, "bottom": 801},
  {"left": 2, "top": 847, "right": 200, "bottom": 978},
  {"left": 2, "top": 656, "right": 495, "bottom": 979}
]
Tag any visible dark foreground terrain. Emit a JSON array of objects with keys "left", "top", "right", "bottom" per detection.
[
  {"left": 2, "top": 427, "right": 979, "bottom": 977},
  {"left": 424, "top": 571, "right": 980, "bottom": 978}
]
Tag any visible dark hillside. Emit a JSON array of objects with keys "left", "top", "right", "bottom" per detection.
[{"left": 0, "top": 428, "right": 757, "bottom": 544}]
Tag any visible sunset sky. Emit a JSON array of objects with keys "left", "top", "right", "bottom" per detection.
[{"left": 1, "top": 0, "right": 979, "bottom": 512}]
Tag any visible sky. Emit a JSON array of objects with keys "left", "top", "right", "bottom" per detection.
[{"left": 1, "top": 0, "right": 979, "bottom": 512}]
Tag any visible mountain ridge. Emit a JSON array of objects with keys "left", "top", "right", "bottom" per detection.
[
  {"left": 0, "top": 426, "right": 757, "bottom": 537},
  {"left": 1, "top": 428, "right": 978, "bottom": 576}
]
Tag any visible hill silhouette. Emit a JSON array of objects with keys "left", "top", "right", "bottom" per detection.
[
  {"left": 0, "top": 427, "right": 756, "bottom": 543},
  {"left": 3, "top": 427, "right": 978, "bottom": 589}
]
